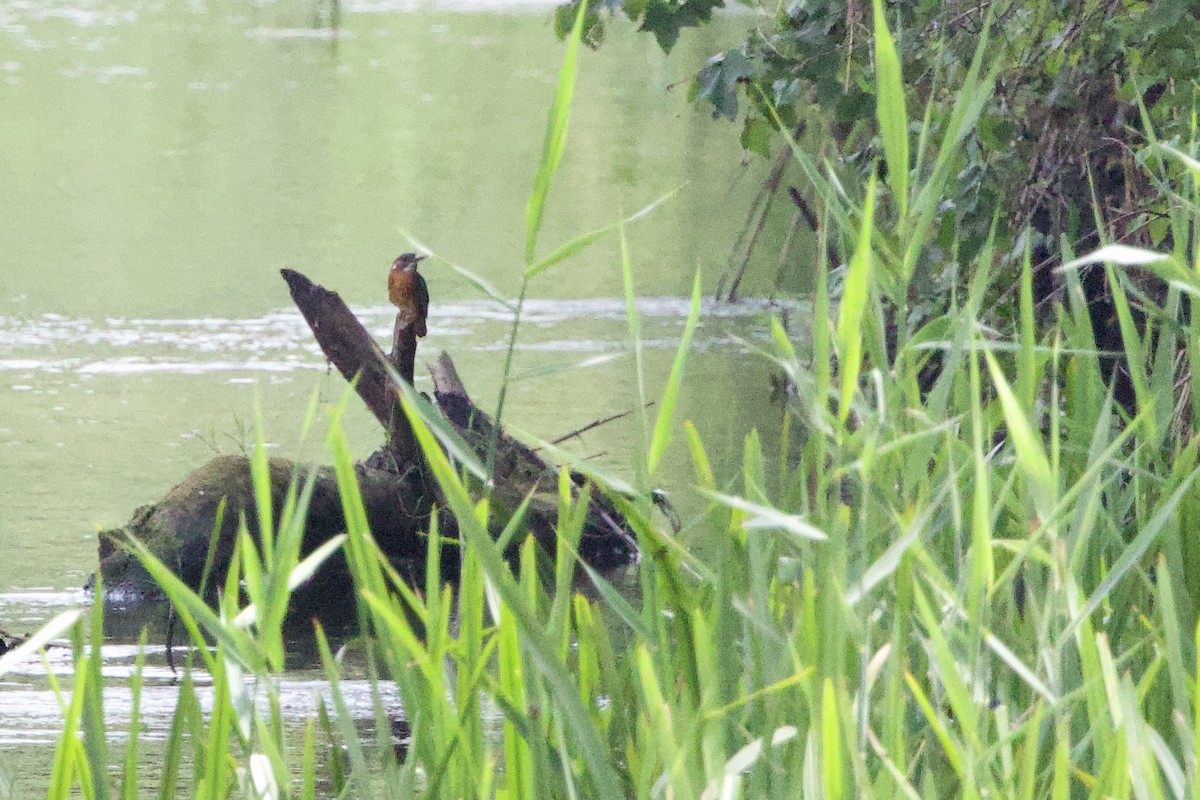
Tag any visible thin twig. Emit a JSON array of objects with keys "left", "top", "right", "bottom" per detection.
[{"left": 548, "top": 402, "right": 656, "bottom": 446}]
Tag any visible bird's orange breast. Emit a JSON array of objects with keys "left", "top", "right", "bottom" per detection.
[{"left": 389, "top": 269, "right": 415, "bottom": 308}]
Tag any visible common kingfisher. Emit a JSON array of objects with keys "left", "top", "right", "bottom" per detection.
[{"left": 388, "top": 252, "right": 430, "bottom": 337}]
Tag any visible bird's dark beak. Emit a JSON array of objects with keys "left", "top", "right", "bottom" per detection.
[{"left": 415, "top": 253, "right": 428, "bottom": 263}]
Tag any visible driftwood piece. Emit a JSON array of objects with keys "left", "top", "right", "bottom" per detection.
[
  {"left": 281, "top": 270, "right": 635, "bottom": 570},
  {"left": 429, "top": 353, "right": 639, "bottom": 571},
  {"left": 387, "top": 310, "right": 423, "bottom": 475},
  {"left": 281, "top": 268, "right": 425, "bottom": 478},
  {"left": 90, "top": 270, "right": 638, "bottom": 615},
  {"left": 281, "top": 268, "right": 394, "bottom": 426}
]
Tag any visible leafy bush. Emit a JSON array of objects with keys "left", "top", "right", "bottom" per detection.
[{"left": 559, "top": 0, "right": 1200, "bottom": 300}]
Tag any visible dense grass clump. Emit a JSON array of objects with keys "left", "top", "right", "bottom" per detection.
[{"left": 10, "top": 2, "right": 1200, "bottom": 798}]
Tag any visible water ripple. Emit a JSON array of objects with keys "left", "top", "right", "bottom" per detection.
[{"left": 0, "top": 298, "right": 795, "bottom": 376}]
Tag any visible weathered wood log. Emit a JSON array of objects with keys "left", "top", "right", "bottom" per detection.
[
  {"left": 279, "top": 272, "right": 639, "bottom": 571},
  {"left": 429, "top": 352, "right": 639, "bottom": 571},
  {"left": 91, "top": 270, "right": 638, "bottom": 613},
  {"left": 89, "top": 455, "right": 448, "bottom": 611},
  {"left": 281, "top": 268, "right": 395, "bottom": 426},
  {"left": 281, "top": 268, "right": 426, "bottom": 479}
]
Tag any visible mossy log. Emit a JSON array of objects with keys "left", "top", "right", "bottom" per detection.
[
  {"left": 89, "top": 454, "right": 444, "bottom": 610},
  {"left": 90, "top": 269, "right": 639, "bottom": 613}
]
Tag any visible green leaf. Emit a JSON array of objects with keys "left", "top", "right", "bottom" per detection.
[
  {"left": 837, "top": 174, "right": 877, "bottom": 424},
  {"left": 693, "top": 45, "right": 757, "bottom": 118},
  {"left": 639, "top": 0, "right": 722, "bottom": 52},
  {"left": 0, "top": 608, "right": 82, "bottom": 679},
  {"left": 647, "top": 269, "right": 701, "bottom": 475},
  {"left": 982, "top": 346, "right": 1056, "bottom": 522},
  {"left": 525, "top": 0, "right": 588, "bottom": 264},
  {"left": 873, "top": 0, "right": 908, "bottom": 218},
  {"left": 697, "top": 488, "right": 829, "bottom": 542}
]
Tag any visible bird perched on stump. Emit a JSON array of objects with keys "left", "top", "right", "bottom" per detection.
[{"left": 388, "top": 252, "right": 430, "bottom": 337}]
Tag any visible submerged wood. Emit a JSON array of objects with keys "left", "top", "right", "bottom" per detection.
[{"left": 92, "top": 269, "right": 638, "bottom": 611}]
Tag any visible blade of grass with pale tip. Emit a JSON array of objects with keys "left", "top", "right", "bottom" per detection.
[
  {"left": 982, "top": 346, "right": 1056, "bottom": 523},
  {"left": 1059, "top": 243, "right": 1173, "bottom": 271},
  {"left": 401, "top": 395, "right": 626, "bottom": 799},
  {"left": 1158, "top": 142, "right": 1200, "bottom": 179},
  {"left": 233, "top": 535, "right": 347, "bottom": 628},
  {"left": 525, "top": 188, "right": 681, "bottom": 280},
  {"left": 1062, "top": 241, "right": 1200, "bottom": 299},
  {"left": 873, "top": 0, "right": 908, "bottom": 220},
  {"left": 0, "top": 608, "right": 82, "bottom": 679},
  {"left": 837, "top": 174, "right": 876, "bottom": 424},
  {"left": 647, "top": 269, "right": 701, "bottom": 476},
  {"left": 702, "top": 726, "right": 798, "bottom": 800},
  {"left": 697, "top": 488, "right": 829, "bottom": 542}
]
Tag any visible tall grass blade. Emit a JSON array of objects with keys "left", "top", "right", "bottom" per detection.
[
  {"left": 525, "top": 0, "right": 588, "bottom": 263},
  {"left": 1060, "top": 467, "right": 1200, "bottom": 645},
  {"left": 698, "top": 488, "right": 829, "bottom": 542},
  {"left": 525, "top": 188, "right": 680, "bottom": 280},
  {"left": 620, "top": 221, "right": 650, "bottom": 461},
  {"left": 0, "top": 608, "right": 82, "bottom": 679},
  {"left": 837, "top": 174, "right": 876, "bottom": 423},
  {"left": 902, "top": 11, "right": 998, "bottom": 279},
  {"left": 872, "top": 0, "right": 908, "bottom": 220},
  {"left": 647, "top": 269, "right": 702, "bottom": 476},
  {"left": 982, "top": 347, "right": 1056, "bottom": 522},
  {"left": 401, "top": 395, "right": 626, "bottom": 798}
]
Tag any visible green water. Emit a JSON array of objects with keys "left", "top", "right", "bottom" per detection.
[{"left": 0, "top": 0, "right": 805, "bottom": 785}]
